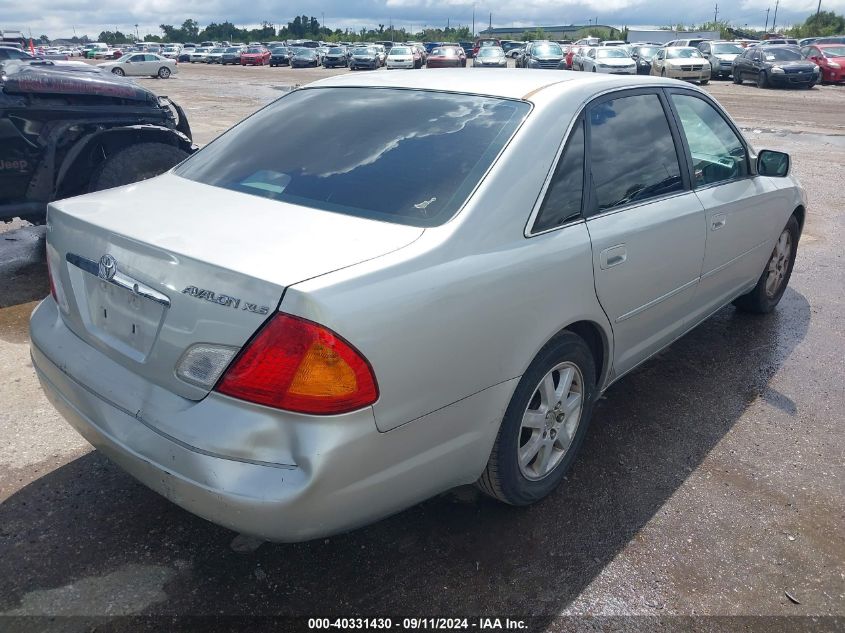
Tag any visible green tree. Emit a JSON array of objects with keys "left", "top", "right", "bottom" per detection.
[
  {"left": 39, "top": 34, "right": 50, "bottom": 43},
  {"left": 790, "top": 10, "right": 845, "bottom": 37}
]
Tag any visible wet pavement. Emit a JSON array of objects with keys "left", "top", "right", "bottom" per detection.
[{"left": 0, "top": 66, "right": 843, "bottom": 625}]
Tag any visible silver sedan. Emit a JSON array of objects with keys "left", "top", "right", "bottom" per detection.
[{"left": 31, "top": 71, "right": 805, "bottom": 541}]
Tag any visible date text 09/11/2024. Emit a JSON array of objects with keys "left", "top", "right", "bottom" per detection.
[{"left": 307, "top": 618, "right": 528, "bottom": 630}]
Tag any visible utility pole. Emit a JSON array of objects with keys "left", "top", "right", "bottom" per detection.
[
  {"left": 764, "top": 8, "right": 770, "bottom": 32},
  {"left": 472, "top": 4, "right": 475, "bottom": 36},
  {"left": 817, "top": 0, "right": 822, "bottom": 16},
  {"left": 714, "top": 3, "right": 719, "bottom": 24},
  {"left": 134, "top": 23, "right": 139, "bottom": 40},
  {"left": 772, "top": 0, "right": 779, "bottom": 32},
  {"left": 489, "top": 12, "right": 492, "bottom": 32}
]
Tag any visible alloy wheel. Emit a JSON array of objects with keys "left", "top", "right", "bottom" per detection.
[
  {"left": 765, "top": 229, "right": 793, "bottom": 298},
  {"left": 517, "top": 362, "right": 584, "bottom": 481}
]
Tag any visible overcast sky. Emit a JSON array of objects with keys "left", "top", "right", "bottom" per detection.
[{"left": 4, "top": 0, "right": 841, "bottom": 39}]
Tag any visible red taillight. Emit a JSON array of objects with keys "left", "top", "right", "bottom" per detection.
[{"left": 215, "top": 313, "right": 379, "bottom": 415}]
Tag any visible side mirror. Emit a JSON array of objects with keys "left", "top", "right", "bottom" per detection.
[{"left": 757, "top": 150, "right": 790, "bottom": 177}]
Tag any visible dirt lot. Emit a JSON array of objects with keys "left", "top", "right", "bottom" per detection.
[{"left": 0, "top": 62, "right": 843, "bottom": 628}]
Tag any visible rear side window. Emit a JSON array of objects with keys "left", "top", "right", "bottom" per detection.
[
  {"left": 176, "top": 88, "right": 530, "bottom": 227},
  {"left": 533, "top": 118, "right": 584, "bottom": 233},
  {"left": 588, "top": 93, "right": 683, "bottom": 212}
]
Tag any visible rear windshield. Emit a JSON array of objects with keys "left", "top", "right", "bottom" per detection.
[{"left": 175, "top": 88, "right": 530, "bottom": 226}]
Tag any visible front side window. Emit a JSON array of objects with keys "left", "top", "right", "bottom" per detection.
[
  {"left": 533, "top": 118, "right": 584, "bottom": 233},
  {"left": 671, "top": 94, "right": 748, "bottom": 186},
  {"left": 588, "top": 93, "right": 683, "bottom": 212},
  {"left": 176, "top": 88, "right": 530, "bottom": 227}
]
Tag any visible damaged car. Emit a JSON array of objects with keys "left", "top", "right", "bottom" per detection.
[{"left": 0, "top": 61, "right": 194, "bottom": 223}]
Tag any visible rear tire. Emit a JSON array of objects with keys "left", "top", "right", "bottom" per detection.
[
  {"left": 88, "top": 142, "right": 189, "bottom": 193},
  {"left": 733, "top": 215, "right": 799, "bottom": 314},
  {"left": 700, "top": 79, "right": 709, "bottom": 85},
  {"left": 478, "top": 332, "right": 597, "bottom": 506}
]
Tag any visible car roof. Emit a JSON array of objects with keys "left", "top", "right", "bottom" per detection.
[{"left": 306, "top": 68, "right": 684, "bottom": 101}]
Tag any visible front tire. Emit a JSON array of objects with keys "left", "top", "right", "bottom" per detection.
[
  {"left": 733, "top": 215, "right": 799, "bottom": 314},
  {"left": 158, "top": 67, "right": 171, "bottom": 79},
  {"left": 478, "top": 332, "right": 597, "bottom": 505},
  {"left": 757, "top": 71, "right": 769, "bottom": 88},
  {"left": 111, "top": 67, "right": 124, "bottom": 76},
  {"left": 88, "top": 142, "right": 189, "bottom": 193}
]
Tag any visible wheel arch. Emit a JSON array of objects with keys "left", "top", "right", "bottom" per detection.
[
  {"left": 55, "top": 125, "right": 193, "bottom": 199},
  {"left": 792, "top": 205, "right": 806, "bottom": 235}
]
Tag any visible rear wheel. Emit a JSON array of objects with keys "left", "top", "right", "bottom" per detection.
[
  {"left": 111, "top": 67, "right": 124, "bottom": 76},
  {"left": 478, "top": 332, "right": 597, "bottom": 505},
  {"left": 89, "top": 142, "right": 189, "bottom": 193},
  {"left": 158, "top": 67, "right": 171, "bottom": 79},
  {"left": 733, "top": 215, "right": 799, "bottom": 314}
]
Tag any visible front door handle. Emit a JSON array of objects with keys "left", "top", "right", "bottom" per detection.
[
  {"left": 600, "top": 244, "right": 627, "bottom": 270},
  {"left": 711, "top": 214, "right": 727, "bottom": 231}
]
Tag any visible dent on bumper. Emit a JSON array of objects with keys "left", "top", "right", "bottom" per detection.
[{"left": 29, "top": 300, "right": 515, "bottom": 541}]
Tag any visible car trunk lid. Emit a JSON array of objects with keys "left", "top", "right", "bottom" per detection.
[{"left": 47, "top": 173, "right": 423, "bottom": 404}]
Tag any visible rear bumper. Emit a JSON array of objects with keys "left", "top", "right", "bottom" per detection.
[{"left": 30, "top": 299, "right": 513, "bottom": 542}]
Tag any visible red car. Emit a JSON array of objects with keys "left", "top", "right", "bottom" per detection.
[
  {"left": 802, "top": 43, "right": 845, "bottom": 83},
  {"left": 426, "top": 46, "right": 464, "bottom": 68},
  {"left": 241, "top": 46, "right": 270, "bottom": 66}
]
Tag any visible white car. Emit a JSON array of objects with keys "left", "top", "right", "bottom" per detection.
[
  {"left": 161, "top": 46, "right": 181, "bottom": 59},
  {"left": 98, "top": 53, "right": 178, "bottom": 79},
  {"left": 386, "top": 46, "right": 415, "bottom": 69},
  {"left": 651, "top": 47, "right": 711, "bottom": 84},
  {"left": 190, "top": 47, "right": 211, "bottom": 63},
  {"left": 582, "top": 47, "right": 637, "bottom": 74},
  {"left": 206, "top": 47, "right": 226, "bottom": 64}
]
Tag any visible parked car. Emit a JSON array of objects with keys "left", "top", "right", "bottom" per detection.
[
  {"left": 161, "top": 46, "right": 181, "bottom": 59},
  {"left": 291, "top": 48, "right": 320, "bottom": 68},
  {"left": 0, "top": 46, "right": 36, "bottom": 63},
  {"left": 348, "top": 46, "right": 380, "bottom": 70},
  {"left": 520, "top": 41, "right": 566, "bottom": 70},
  {"left": 507, "top": 44, "right": 525, "bottom": 59},
  {"left": 459, "top": 41, "right": 475, "bottom": 59},
  {"left": 630, "top": 45, "right": 661, "bottom": 74},
  {"left": 571, "top": 45, "right": 590, "bottom": 70},
  {"left": 802, "top": 44, "right": 845, "bottom": 83},
  {"left": 385, "top": 45, "right": 419, "bottom": 69},
  {"left": 31, "top": 70, "right": 805, "bottom": 542},
  {"left": 651, "top": 47, "right": 711, "bottom": 84},
  {"left": 473, "top": 46, "right": 507, "bottom": 68},
  {"left": 697, "top": 41, "right": 744, "bottom": 78},
  {"left": 582, "top": 47, "right": 636, "bottom": 74},
  {"left": 322, "top": 47, "right": 349, "bottom": 68},
  {"left": 189, "top": 47, "right": 211, "bottom": 63},
  {"left": 732, "top": 45, "right": 819, "bottom": 88},
  {"left": 0, "top": 61, "right": 193, "bottom": 223},
  {"left": 473, "top": 37, "right": 501, "bottom": 57},
  {"left": 98, "top": 53, "right": 177, "bottom": 79},
  {"left": 373, "top": 44, "right": 387, "bottom": 66},
  {"left": 268, "top": 46, "right": 290, "bottom": 67},
  {"left": 664, "top": 38, "right": 711, "bottom": 48},
  {"left": 241, "top": 47, "right": 270, "bottom": 66},
  {"left": 221, "top": 46, "right": 245, "bottom": 65},
  {"left": 206, "top": 47, "right": 226, "bottom": 64},
  {"left": 814, "top": 36, "right": 845, "bottom": 45},
  {"left": 759, "top": 38, "right": 799, "bottom": 46},
  {"left": 177, "top": 51, "right": 192, "bottom": 63},
  {"left": 426, "top": 46, "right": 463, "bottom": 68}
]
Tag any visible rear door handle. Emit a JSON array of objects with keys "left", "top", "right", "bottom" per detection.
[
  {"left": 711, "top": 214, "right": 727, "bottom": 231},
  {"left": 600, "top": 244, "right": 627, "bottom": 270}
]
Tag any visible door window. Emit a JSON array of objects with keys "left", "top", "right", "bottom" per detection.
[
  {"left": 532, "top": 118, "right": 584, "bottom": 233},
  {"left": 670, "top": 94, "right": 748, "bottom": 186},
  {"left": 588, "top": 93, "right": 683, "bottom": 212}
]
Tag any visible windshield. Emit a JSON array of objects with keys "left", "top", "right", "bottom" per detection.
[
  {"left": 712, "top": 43, "right": 742, "bottom": 54},
  {"left": 667, "top": 48, "right": 704, "bottom": 59},
  {"left": 763, "top": 48, "right": 801, "bottom": 61},
  {"left": 432, "top": 48, "right": 457, "bottom": 56},
  {"left": 246, "top": 48, "right": 264, "bottom": 54},
  {"left": 328, "top": 47, "right": 343, "bottom": 54},
  {"left": 531, "top": 43, "right": 563, "bottom": 56},
  {"left": 211, "top": 48, "right": 225, "bottom": 53},
  {"left": 597, "top": 48, "right": 627, "bottom": 58},
  {"left": 227, "top": 47, "right": 242, "bottom": 53},
  {"left": 822, "top": 45, "right": 845, "bottom": 57},
  {"left": 175, "top": 88, "right": 530, "bottom": 227},
  {"left": 296, "top": 50, "right": 316, "bottom": 57},
  {"left": 478, "top": 48, "right": 504, "bottom": 57},
  {"left": 390, "top": 47, "right": 410, "bottom": 55},
  {"left": 352, "top": 47, "right": 374, "bottom": 55}
]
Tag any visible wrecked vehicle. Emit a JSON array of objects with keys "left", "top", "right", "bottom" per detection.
[{"left": 0, "top": 61, "right": 195, "bottom": 223}]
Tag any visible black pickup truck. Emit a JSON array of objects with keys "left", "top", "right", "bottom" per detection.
[{"left": 1, "top": 60, "right": 195, "bottom": 223}]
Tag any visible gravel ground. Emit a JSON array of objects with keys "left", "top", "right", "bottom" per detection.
[{"left": 0, "top": 62, "right": 842, "bottom": 628}]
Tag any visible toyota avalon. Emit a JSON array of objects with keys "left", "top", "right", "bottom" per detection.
[{"left": 31, "top": 71, "right": 805, "bottom": 541}]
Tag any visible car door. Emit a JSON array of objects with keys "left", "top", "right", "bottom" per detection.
[
  {"left": 666, "top": 89, "right": 785, "bottom": 322},
  {"left": 586, "top": 48, "right": 596, "bottom": 71},
  {"left": 123, "top": 54, "right": 145, "bottom": 75},
  {"left": 584, "top": 89, "right": 705, "bottom": 379}
]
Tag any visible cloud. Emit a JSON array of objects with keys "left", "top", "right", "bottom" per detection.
[{"left": 5, "top": 0, "right": 843, "bottom": 38}]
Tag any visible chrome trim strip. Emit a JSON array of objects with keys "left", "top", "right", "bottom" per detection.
[
  {"left": 616, "top": 277, "right": 699, "bottom": 323},
  {"left": 66, "top": 253, "right": 171, "bottom": 307}
]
